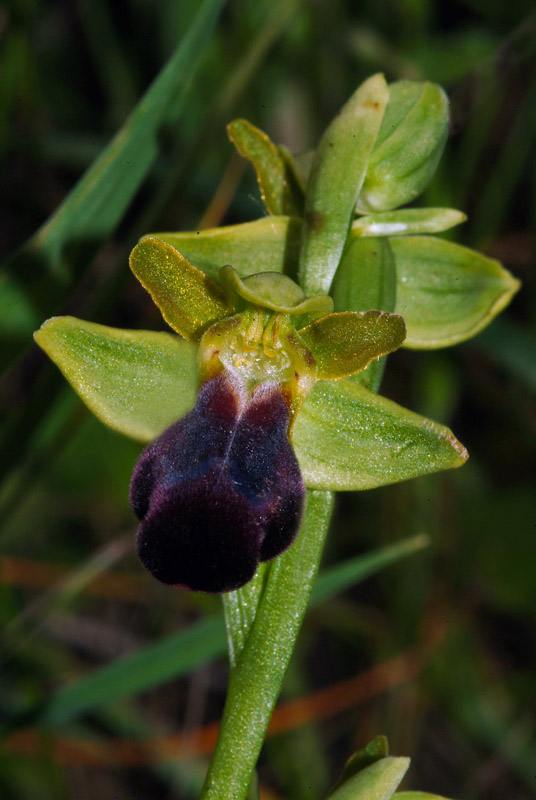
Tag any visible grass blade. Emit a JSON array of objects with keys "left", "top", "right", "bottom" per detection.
[
  {"left": 39, "top": 535, "right": 428, "bottom": 726},
  {"left": 0, "top": 0, "right": 226, "bottom": 367}
]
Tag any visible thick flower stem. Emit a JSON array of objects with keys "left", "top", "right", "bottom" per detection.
[{"left": 200, "top": 489, "right": 334, "bottom": 800}]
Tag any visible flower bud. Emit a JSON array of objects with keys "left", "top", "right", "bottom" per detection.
[{"left": 356, "top": 80, "right": 449, "bottom": 213}]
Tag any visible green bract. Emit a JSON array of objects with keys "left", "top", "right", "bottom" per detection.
[
  {"left": 356, "top": 80, "right": 449, "bottom": 213},
  {"left": 298, "top": 73, "right": 389, "bottom": 295}
]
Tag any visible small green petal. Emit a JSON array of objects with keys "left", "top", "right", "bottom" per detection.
[
  {"left": 299, "top": 73, "right": 389, "bottom": 296},
  {"left": 34, "top": 317, "right": 197, "bottom": 442},
  {"left": 292, "top": 379, "right": 468, "bottom": 491},
  {"left": 227, "top": 119, "right": 302, "bottom": 216},
  {"left": 219, "top": 265, "right": 333, "bottom": 321},
  {"left": 391, "top": 235, "right": 521, "bottom": 348},
  {"left": 146, "top": 216, "right": 301, "bottom": 280},
  {"left": 298, "top": 310, "right": 406, "bottom": 379},
  {"left": 130, "top": 237, "right": 234, "bottom": 339},
  {"left": 353, "top": 208, "right": 467, "bottom": 237},
  {"left": 326, "top": 756, "right": 410, "bottom": 800}
]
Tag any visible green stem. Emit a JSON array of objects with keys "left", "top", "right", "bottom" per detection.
[{"left": 200, "top": 489, "right": 334, "bottom": 800}]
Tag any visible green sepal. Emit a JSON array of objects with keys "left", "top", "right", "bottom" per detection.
[
  {"left": 299, "top": 73, "right": 389, "bottom": 295},
  {"left": 297, "top": 310, "right": 405, "bottom": 379},
  {"left": 353, "top": 208, "right": 467, "bottom": 237},
  {"left": 332, "top": 236, "right": 396, "bottom": 392},
  {"left": 326, "top": 756, "right": 410, "bottom": 800},
  {"left": 395, "top": 794, "right": 454, "bottom": 800},
  {"left": 219, "top": 265, "right": 333, "bottom": 321},
  {"left": 330, "top": 737, "right": 390, "bottom": 794},
  {"left": 356, "top": 81, "right": 449, "bottom": 213},
  {"left": 130, "top": 237, "right": 234, "bottom": 340},
  {"left": 391, "top": 235, "right": 521, "bottom": 348},
  {"left": 292, "top": 378, "right": 468, "bottom": 491},
  {"left": 227, "top": 119, "right": 302, "bottom": 216},
  {"left": 146, "top": 216, "right": 301, "bottom": 280},
  {"left": 34, "top": 317, "right": 197, "bottom": 442}
]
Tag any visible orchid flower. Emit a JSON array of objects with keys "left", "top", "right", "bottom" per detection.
[{"left": 34, "top": 75, "right": 518, "bottom": 598}]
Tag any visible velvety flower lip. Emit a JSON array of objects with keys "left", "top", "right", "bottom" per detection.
[{"left": 130, "top": 373, "right": 305, "bottom": 593}]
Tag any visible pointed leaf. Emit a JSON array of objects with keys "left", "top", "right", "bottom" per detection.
[
  {"left": 298, "top": 311, "right": 406, "bottom": 379},
  {"left": 326, "top": 756, "right": 410, "bottom": 800},
  {"left": 357, "top": 81, "right": 449, "bottom": 213},
  {"left": 148, "top": 216, "right": 301, "bottom": 280},
  {"left": 34, "top": 317, "right": 197, "bottom": 442},
  {"left": 353, "top": 208, "right": 466, "bottom": 237},
  {"left": 299, "top": 74, "right": 389, "bottom": 295},
  {"left": 391, "top": 235, "right": 521, "bottom": 348},
  {"left": 227, "top": 119, "right": 302, "bottom": 215},
  {"left": 332, "top": 236, "right": 396, "bottom": 392},
  {"left": 292, "top": 379, "right": 468, "bottom": 490},
  {"left": 130, "top": 237, "right": 234, "bottom": 339}
]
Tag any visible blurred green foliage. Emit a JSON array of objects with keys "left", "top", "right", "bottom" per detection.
[{"left": 0, "top": 1, "right": 535, "bottom": 799}]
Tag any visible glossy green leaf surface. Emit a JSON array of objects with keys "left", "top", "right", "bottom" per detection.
[
  {"left": 227, "top": 119, "right": 302, "bottom": 215},
  {"left": 299, "top": 73, "right": 389, "bottom": 295},
  {"left": 292, "top": 379, "right": 468, "bottom": 490},
  {"left": 332, "top": 237, "right": 396, "bottom": 392},
  {"left": 326, "top": 756, "right": 410, "bottom": 800},
  {"left": 357, "top": 81, "right": 449, "bottom": 213},
  {"left": 148, "top": 216, "right": 301, "bottom": 280},
  {"left": 131, "top": 237, "right": 233, "bottom": 339},
  {"left": 34, "top": 317, "right": 197, "bottom": 442},
  {"left": 391, "top": 235, "right": 521, "bottom": 348},
  {"left": 0, "top": 0, "right": 225, "bottom": 364},
  {"left": 352, "top": 208, "right": 466, "bottom": 237},
  {"left": 298, "top": 311, "right": 406, "bottom": 379}
]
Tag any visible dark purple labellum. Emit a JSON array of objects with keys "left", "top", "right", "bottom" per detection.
[{"left": 129, "top": 374, "right": 305, "bottom": 593}]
